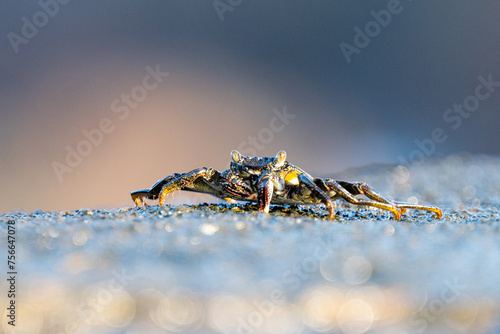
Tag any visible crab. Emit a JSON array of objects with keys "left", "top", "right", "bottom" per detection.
[{"left": 131, "top": 150, "right": 442, "bottom": 220}]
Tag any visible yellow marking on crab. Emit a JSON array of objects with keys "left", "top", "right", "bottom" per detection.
[
  {"left": 224, "top": 197, "right": 237, "bottom": 203},
  {"left": 284, "top": 171, "right": 299, "bottom": 185}
]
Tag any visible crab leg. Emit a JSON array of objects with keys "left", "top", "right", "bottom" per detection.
[
  {"left": 158, "top": 167, "right": 219, "bottom": 206},
  {"left": 393, "top": 202, "right": 442, "bottom": 219},
  {"left": 337, "top": 181, "right": 442, "bottom": 219},
  {"left": 321, "top": 179, "right": 401, "bottom": 220},
  {"left": 297, "top": 174, "right": 335, "bottom": 220}
]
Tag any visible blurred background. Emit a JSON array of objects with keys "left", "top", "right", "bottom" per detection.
[{"left": 1, "top": 0, "right": 499, "bottom": 213}]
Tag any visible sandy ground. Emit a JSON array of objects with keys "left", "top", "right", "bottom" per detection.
[{"left": 1, "top": 154, "right": 500, "bottom": 334}]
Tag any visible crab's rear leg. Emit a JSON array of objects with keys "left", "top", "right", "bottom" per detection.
[
  {"left": 318, "top": 179, "right": 401, "bottom": 220},
  {"left": 337, "top": 181, "right": 442, "bottom": 219}
]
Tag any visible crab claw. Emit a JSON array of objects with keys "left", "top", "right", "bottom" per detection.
[
  {"left": 258, "top": 174, "right": 274, "bottom": 214},
  {"left": 131, "top": 189, "right": 150, "bottom": 208}
]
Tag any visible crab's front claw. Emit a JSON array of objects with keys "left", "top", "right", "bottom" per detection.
[
  {"left": 157, "top": 167, "right": 219, "bottom": 206},
  {"left": 258, "top": 174, "right": 274, "bottom": 214},
  {"left": 131, "top": 189, "right": 150, "bottom": 207},
  {"left": 159, "top": 183, "right": 182, "bottom": 206}
]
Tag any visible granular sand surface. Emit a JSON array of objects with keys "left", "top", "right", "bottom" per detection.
[{"left": 1, "top": 154, "right": 499, "bottom": 333}]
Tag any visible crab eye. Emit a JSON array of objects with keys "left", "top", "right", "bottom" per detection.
[
  {"left": 231, "top": 150, "right": 242, "bottom": 163},
  {"left": 275, "top": 150, "right": 286, "bottom": 166}
]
